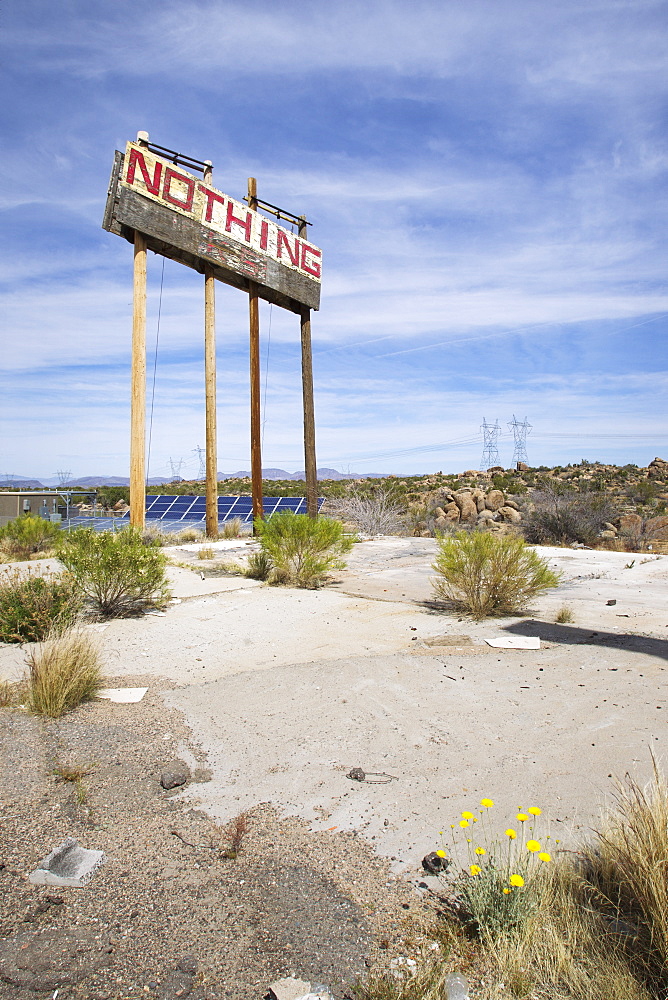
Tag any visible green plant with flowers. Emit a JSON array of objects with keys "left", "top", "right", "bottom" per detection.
[{"left": 434, "top": 797, "right": 558, "bottom": 941}]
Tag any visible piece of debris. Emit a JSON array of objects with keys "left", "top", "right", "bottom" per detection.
[
  {"left": 445, "top": 972, "right": 470, "bottom": 999},
  {"left": 606, "top": 599, "right": 617, "bottom": 606},
  {"left": 96, "top": 687, "right": 148, "bottom": 703},
  {"left": 346, "top": 768, "right": 396, "bottom": 783},
  {"left": 268, "top": 976, "right": 313, "bottom": 1000},
  {"left": 486, "top": 636, "right": 540, "bottom": 649},
  {"left": 29, "top": 838, "right": 105, "bottom": 888},
  {"left": 422, "top": 851, "right": 449, "bottom": 874},
  {"left": 160, "top": 760, "right": 191, "bottom": 790}
]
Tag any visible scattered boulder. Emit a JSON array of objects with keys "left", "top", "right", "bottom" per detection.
[
  {"left": 485, "top": 490, "right": 505, "bottom": 512},
  {"left": 160, "top": 760, "right": 191, "bottom": 790},
  {"left": 477, "top": 509, "right": 496, "bottom": 523},
  {"left": 648, "top": 457, "right": 668, "bottom": 479},
  {"left": 498, "top": 506, "right": 522, "bottom": 524},
  {"left": 617, "top": 513, "right": 643, "bottom": 534},
  {"left": 646, "top": 515, "right": 668, "bottom": 541},
  {"left": 599, "top": 530, "right": 617, "bottom": 539},
  {"left": 452, "top": 491, "right": 478, "bottom": 522}
]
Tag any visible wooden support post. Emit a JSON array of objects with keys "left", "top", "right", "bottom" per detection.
[
  {"left": 298, "top": 217, "right": 318, "bottom": 518},
  {"left": 203, "top": 161, "right": 219, "bottom": 539},
  {"left": 247, "top": 177, "right": 264, "bottom": 524},
  {"left": 130, "top": 229, "right": 147, "bottom": 528}
]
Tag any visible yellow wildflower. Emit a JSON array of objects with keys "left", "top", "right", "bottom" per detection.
[
  {"left": 509, "top": 874, "right": 524, "bottom": 887},
  {"left": 505, "top": 829, "right": 517, "bottom": 839},
  {"left": 539, "top": 852, "right": 551, "bottom": 863},
  {"left": 474, "top": 847, "right": 486, "bottom": 855},
  {"left": 470, "top": 864, "right": 481, "bottom": 876},
  {"left": 459, "top": 820, "right": 470, "bottom": 828},
  {"left": 503, "top": 887, "right": 512, "bottom": 894},
  {"left": 461, "top": 811, "right": 474, "bottom": 819},
  {"left": 528, "top": 806, "right": 542, "bottom": 816},
  {"left": 526, "top": 840, "right": 541, "bottom": 853},
  {"left": 516, "top": 813, "right": 528, "bottom": 822},
  {"left": 480, "top": 798, "right": 494, "bottom": 808},
  {"left": 436, "top": 850, "right": 447, "bottom": 858}
]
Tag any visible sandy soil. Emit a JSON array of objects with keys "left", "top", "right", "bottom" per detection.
[{"left": 1, "top": 538, "right": 667, "bottom": 995}]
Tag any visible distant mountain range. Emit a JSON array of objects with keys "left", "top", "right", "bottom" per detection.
[{"left": 0, "top": 468, "right": 389, "bottom": 489}]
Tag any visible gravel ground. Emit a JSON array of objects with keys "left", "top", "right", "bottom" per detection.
[
  {"left": 2, "top": 539, "right": 667, "bottom": 997},
  {"left": 0, "top": 677, "right": 439, "bottom": 1000}
]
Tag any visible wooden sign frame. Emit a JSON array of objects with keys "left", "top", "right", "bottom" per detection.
[
  {"left": 103, "top": 142, "right": 321, "bottom": 314},
  {"left": 103, "top": 134, "right": 319, "bottom": 534}
]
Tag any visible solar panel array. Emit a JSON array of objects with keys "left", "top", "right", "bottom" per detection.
[{"left": 125, "top": 494, "right": 324, "bottom": 524}]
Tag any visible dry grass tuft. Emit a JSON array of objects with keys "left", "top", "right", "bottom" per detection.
[
  {"left": 221, "top": 518, "right": 243, "bottom": 539},
  {"left": 216, "top": 812, "right": 250, "bottom": 860},
  {"left": 26, "top": 629, "right": 102, "bottom": 717},
  {"left": 579, "top": 757, "right": 668, "bottom": 989},
  {"left": 0, "top": 678, "right": 27, "bottom": 708},
  {"left": 53, "top": 762, "right": 95, "bottom": 804},
  {"left": 555, "top": 605, "right": 574, "bottom": 623},
  {"left": 197, "top": 546, "right": 215, "bottom": 560}
]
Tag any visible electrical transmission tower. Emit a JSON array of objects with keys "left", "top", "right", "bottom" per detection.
[
  {"left": 508, "top": 415, "right": 532, "bottom": 468},
  {"left": 480, "top": 419, "right": 501, "bottom": 470},
  {"left": 169, "top": 457, "right": 184, "bottom": 481},
  {"left": 56, "top": 469, "right": 72, "bottom": 486},
  {"left": 192, "top": 445, "right": 206, "bottom": 480}
]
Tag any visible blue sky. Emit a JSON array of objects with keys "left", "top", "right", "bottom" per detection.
[{"left": 1, "top": 0, "right": 667, "bottom": 479}]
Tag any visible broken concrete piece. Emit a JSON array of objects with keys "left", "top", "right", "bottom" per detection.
[
  {"left": 97, "top": 687, "right": 148, "bottom": 703},
  {"left": 268, "top": 977, "right": 313, "bottom": 1000},
  {"left": 486, "top": 636, "right": 540, "bottom": 649},
  {"left": 29, "top": 838, "right": 105, "bottom": 888},
  {"left": 160, "top": 760, "right": 191, "bottom": 789}
]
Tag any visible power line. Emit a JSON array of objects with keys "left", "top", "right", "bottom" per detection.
[
  {"left": 169, "top": 457, "right": 184, "bottom": 480},
  {"left": 192, "top": 446, "right": 205, "bottom": 480},
  {"left": 508, "top": 415, "right": 532, "bottom": 467},
  {"left": 480, "top": 418, "right": 500, "bottom": 470}
]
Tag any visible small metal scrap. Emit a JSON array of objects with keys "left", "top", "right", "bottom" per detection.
[{"left": 346, "top": 768, "right": 396, "bottom": 784}]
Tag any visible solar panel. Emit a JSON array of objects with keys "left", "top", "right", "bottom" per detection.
[{"left": 92, "top": 495, "right": 327, "bottom": 529}]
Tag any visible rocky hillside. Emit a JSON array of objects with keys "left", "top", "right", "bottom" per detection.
[{"left": 402, "top": 457, "right": 668, "bottom": 549}]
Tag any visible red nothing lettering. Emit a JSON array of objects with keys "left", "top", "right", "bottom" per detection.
[
  {"left": 162, "top": 167, "right": 195, "bottom": 212},
  {"left": 126, "top": 148, "right": 163, "bottom": 195}
]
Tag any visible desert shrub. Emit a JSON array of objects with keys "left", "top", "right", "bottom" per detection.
[
  {"left": 255, "top": 513, "right": 353, "bottom": 588},
  {"left": 432, "top": 531, "right": 560, "bottom": 618},
  {"left": 198, "top": 546, "right": 215, "bottom": 560},
  {"left": 26, "top": 629, "right": 102, "bottom": 717},
  {"left": 0, "top": 515, "right": 61, "bottom": 560},
  {"left": 327, "top": 488, "right": 408, "bottom": 535},
  {"left": 491, "top": 474, "right": 527, "bottom": 495},
  {"left": 0, "top": 568, "right": 83, "bottom": 643},
  {"left": 523, "top": 482, "right": 616, "bottom": 546},
  {"left": 244, "top": 550, "right": 272, "bottom": 580},
  {"left": 58, "top": 525, "right": 170, "bottom": 617},
  {"left": 221, "top": 517, "right": 243, "bottom": 539}
]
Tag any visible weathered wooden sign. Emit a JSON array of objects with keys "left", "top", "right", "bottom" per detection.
[{"left": 103, "top": 142, "right": 321, "bottom": 313}]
